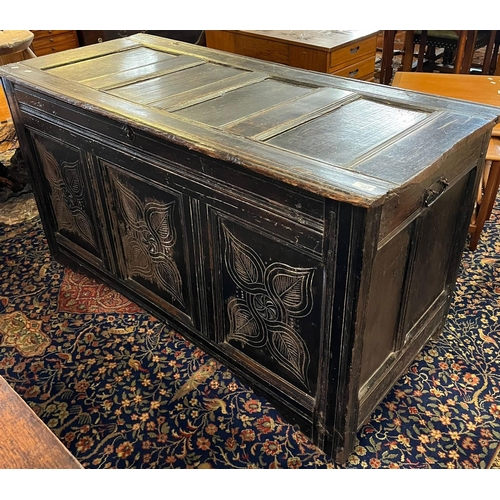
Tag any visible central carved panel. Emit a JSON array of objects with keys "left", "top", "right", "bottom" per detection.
[{"left": 213, "top": 215, "right": 323, "bottom": 395}]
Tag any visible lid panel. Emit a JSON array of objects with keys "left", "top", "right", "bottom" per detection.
[
  {"left": 153, "top": 71, "right": 269, "bottom": 112},
  {"left": 173, "top": 79, "right": 313, "bottom": 127},
  {"left": 5, "top": 33, "right": 497, "bottom": 205},
  {"left": 80, "top": 55, "right": 204, "bottom": 90},
  {"left": 266, "top": 99, "right": 429, "bottom": 167},
  {"left": 47, "top": 47, "right": 174, "bottom": 82},
  {"left": 106, "top": 62, "right": 245, "bottom": 105},
  {"left": 227, "top": 87, "right": 354, "bottom": 139}
]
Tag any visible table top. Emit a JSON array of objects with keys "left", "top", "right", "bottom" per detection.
[
  {"left": 221, "top": 30, "right": 380, "bottom": 51},
  {"left": 392, "top": 72, "right": 500, "bottom": 136},
  {"left": 0, "top": 376, "right": 82, "bottom": 468}
]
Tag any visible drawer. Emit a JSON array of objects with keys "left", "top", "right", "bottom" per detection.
[
  {"left": 234, "top": 34, "right": 290, "bottom": 65},
  {"left": 328, "top": 35, "right": 377, "bottom": 72},
  {"left": 32, "top": 31, "right": 78, "bottom": 56},
  {"left": 32, "top": 30, "right": 72, "bottom": 38},
  {"left": 330, "top": 57, "right": 375, "bottom": 80}
]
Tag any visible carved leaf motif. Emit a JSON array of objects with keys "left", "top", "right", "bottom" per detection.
[
  {"left": 223, "top": 225, "right": 264, "bottom": 291},
  {"left": 266, "top": 263, "right": 315, "bottom": 318},
  {"left": 62, "top": 165, "right": 84, "bottom": 200},
  {"left": 147, "top": 201, "right": 175, "bottom": 249},
  {"left": 35, "top": 139, "right": 95, "bottom": 249},
  {"left": 111, "top": 174, "right": 184, "bottom": 304},
  {"left": 37, "top": 140, "right": 62, "bottom": 187},
  {"left": 72, "top": 210, "right": 94, "bottom": 246},
  {"left": 156, "top": 257, "right": 184, "bottom": 305},
  {"left": 115, "top": 177, "right": 143, "bottom": 229},
  {"left": 268, "top": 323, "right": 310, "bottom": 387},
  {"left": 125, "top": 233, "right": 152, "bottom": 274},
  {"left": 227, "top": 298, "right": 265, "bottom": 348}
]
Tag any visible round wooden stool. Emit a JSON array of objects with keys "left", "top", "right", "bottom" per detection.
[{"left": 0, "top": 30, "right": 36, "bottom": 65}]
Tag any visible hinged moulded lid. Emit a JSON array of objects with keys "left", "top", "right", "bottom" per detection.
[{"left": 1, "top": 33, "right": 498, "bottom": 207}]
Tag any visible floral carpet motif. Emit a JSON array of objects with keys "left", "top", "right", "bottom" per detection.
[
  {"left": 0, "top": 311, "right": 50, "bottom": 357},
  {"left": 0, "top": 195, "right": 499, "bottom": 468},
  {"left": 58, "top": 268, "right": 143, "bottom": 314}
]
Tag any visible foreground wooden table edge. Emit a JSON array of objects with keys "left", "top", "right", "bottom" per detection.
[{"left": 0, "top": 376, "right": 82, "bottom": 469}]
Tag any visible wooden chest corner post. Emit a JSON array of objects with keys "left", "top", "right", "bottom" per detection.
[
  {"left": 1, "top": 34, "right": 498, "bottom": 462},
  {"left": 0, "top": 77, "right": 57, "bottom": 262},
  {"left": 313, "top": 198, "right": 383, "bottom": 463}
]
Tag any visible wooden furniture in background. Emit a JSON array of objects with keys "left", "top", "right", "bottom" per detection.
[
  {"left": 380, "top": 30, "right": 500, "bottom": 85},
  {"left": 0, "top": 376, "right": 82, "bottom": 468},
  {"left": 1, "top": 34, "right": 497, "bottom": 463},
  {"left": 206, "top": 30, "right": 379, "bottom": 81},
  {"left": 402, "top": 30, "right": 497, "bottom": 75},
  {"left": 379, "top": 30, "right": 399, "bottom": 85},
  {"left": 0, "top": 30, "right": 37, "bottom": 122},
  {"left": 0, "top": 30, "right": 35, "bottom": 65},
  {"left": 0, "top": 86, "right": 10, "bottom": 122},
  {"left": 392, "top": 71, "right": 500, "bottom": 250},
  {"left": 77, "top": 30, "right": 205, "bottom": 47},
  {"left": 31, "top": 30, "right": 79, "bottom": 56}
]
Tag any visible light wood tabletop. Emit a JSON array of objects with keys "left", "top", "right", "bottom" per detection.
[
  {"left": 392, "top": 71, "right": 500, "bottom": 250},
  {"left": 392, "top": 72, "right": 500, "bottom": 136}
]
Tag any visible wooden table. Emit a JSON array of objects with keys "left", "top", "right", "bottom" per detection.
[
  {"left": 206, "top": 30, "right": 379, "bottom": 81},
  {"left": 0, "top": 376, "right": 82, "bottom": 468},
  {"left": 392, "top": 71, "right": 500, "bottom": 250}
]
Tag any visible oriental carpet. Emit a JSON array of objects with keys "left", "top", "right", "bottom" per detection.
[{"left": 0, "top": 190, "right": 500, "bottom": 469}]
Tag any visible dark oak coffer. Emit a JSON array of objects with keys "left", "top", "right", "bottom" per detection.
[{"left": 1, "top": 34, "right": 498, "bottom": 463}]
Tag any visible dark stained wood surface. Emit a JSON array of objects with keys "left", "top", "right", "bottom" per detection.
[
  {"left": 1, "top": 34, "right": 499, "bottom": 464},
  {"left": 2, "top": 33, "right": 497, "bottom": 208},
  {"left": 0, "top": 376, "right": 82, "bottom": 469}
]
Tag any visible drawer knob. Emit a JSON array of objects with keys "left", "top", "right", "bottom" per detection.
[
  {"left": 350, "top": 45, "right": 360, "bottom": 54},
  {"left": 348, "top": 69, "right": 359, "bottom": 78}
]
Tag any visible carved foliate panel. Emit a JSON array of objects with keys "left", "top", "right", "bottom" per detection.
[
  {"left": 213, "top": 214, "right": 323, "bottom": 395},
  {"left": 32, "top": 133, "right": 99, "bottom": 257},
  {"left": 106, "top": 166, "right": 193, "bottom": 320}
]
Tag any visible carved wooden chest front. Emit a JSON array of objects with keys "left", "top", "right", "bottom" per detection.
[{"left": 1, "top": 34, "right": 498, "bottom": 463}]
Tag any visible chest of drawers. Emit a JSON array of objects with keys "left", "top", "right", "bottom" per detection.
[
  {"left": 1, "top": 35, "right": 498, "bottom": 462},
  {"left": 31, "top": 30, "right": 79, "bottom": 56},
  {"left": 206, "top": 30, "right": 379, "bottom": 81}
]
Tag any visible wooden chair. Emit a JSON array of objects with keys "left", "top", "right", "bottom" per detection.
[
  {"left": 0, "top": 31, "right": 36, "bottom": 122},
  {"left": 0, "top": 30, "right": 36, "bottom": 65},
  {"left": 401, "top": 30, "right": 497, "bottom": 75},
  {"left": 470, "top": 138, "right": 500, "bottom": 250}
]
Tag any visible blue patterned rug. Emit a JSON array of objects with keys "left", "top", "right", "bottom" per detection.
[{"left": 0, "top": 192, "right": 499, "bottom": 469}]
